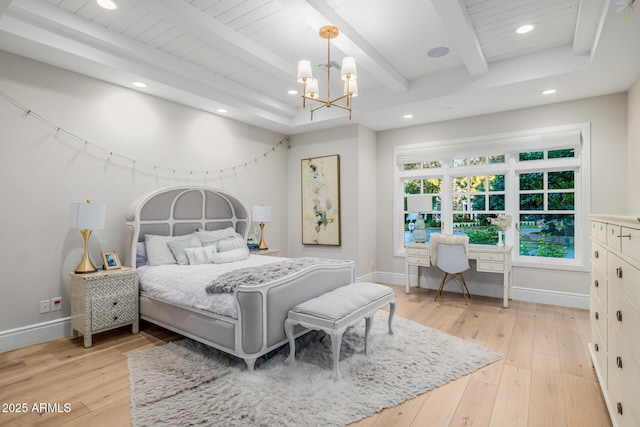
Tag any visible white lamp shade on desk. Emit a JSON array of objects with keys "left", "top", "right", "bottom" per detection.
[
  {"left": 252, "top": 205, "right": 271, "bottom": 223},
  {"left": 70, "top": 201, "right": 106, "bottom": 230}
]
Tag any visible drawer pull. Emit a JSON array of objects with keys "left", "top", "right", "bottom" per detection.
[
  {"left": 112, "top": 301, "right": 118, "bottom": 307},
  {"left": 594, "top": 343, "right": 599, "bottom": 351},
  {"left": 617, "top": 402, "right": 623, "bottom": 415},
  {"left": 594, "top": 279, "right": 599, "bottom": 288},
  {"left": 616, "top": 267, "right": 622, "bottom": 278},
  {"left": 616, "top": 356, "right": 623, "bottom": 369},
  {"left": 616, "top": 310, "right": 623, "bottom": 322},
  {"left": 113, "top": 315, "right": 119, "bottom": 322},
  {"left": 594, "top": 250, "right": 599, "bottom": 258},
  {"left": 616, "top": 234, "right": 631, "bottom": 240},
  {"left": 594, "top": 312, "right": 599, "bottom": 320}
]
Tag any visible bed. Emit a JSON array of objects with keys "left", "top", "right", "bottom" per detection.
[{"left": 123, "top": 186, "right": 355, "bottom": 370}]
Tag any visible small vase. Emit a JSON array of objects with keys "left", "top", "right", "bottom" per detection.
[{"left": 497, "top": 230, "right": 504, "bottom": 247}]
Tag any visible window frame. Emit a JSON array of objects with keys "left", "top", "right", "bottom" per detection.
[{"left": 393, "top": 123, "right": 590, "bottom": 272}]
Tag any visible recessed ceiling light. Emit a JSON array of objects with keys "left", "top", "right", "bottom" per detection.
[
  {"left": 427, "top": 46, "right": 450, "bottom": 58},
  {"left": 516, "top": 24, "right": 535, "bottom": 34},
  {"left": 97, "top": 0, "right": 119, "bottom": 10},
  {"left": 288, "top": 89, "right": 298, "bottom": 95},
  {"left": 403, "top": 114, "right": 413, "bottom": 119},
  {"left": 217, "top": 108, "right": 228, "bottom": 113},
  {"left": 132, "top": 81, "right": 146, "bottom": 88},
  {"left": 541, "top": 89, "right": 557, "bottom": 95}
]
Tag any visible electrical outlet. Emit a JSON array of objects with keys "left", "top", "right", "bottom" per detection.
[
  {"left": 40, "top": 300, "right": 50, "bottom": 314},
  {"left": 51, "top": 297, "right": 62, "bottom": 311}
]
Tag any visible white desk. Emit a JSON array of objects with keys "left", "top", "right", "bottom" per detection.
[{"left": 405, "top": 243, "right": 513, "bottom": 308}]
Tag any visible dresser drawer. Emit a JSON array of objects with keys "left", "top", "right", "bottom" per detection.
[
  {"left": 621, "top": 226, "right": 640, "bottom": 265},
  {"left": 607, "top": 370, "right": 639, "bottom": 427},
  {"left": 592, "top": 221, "right": 607, "bottom": 244},
  {"left": 608, "top": 284, "right": 640, "bottom": 368},
  {"left": 607, "top": 224, "right": 622, "bottom": 250},
  {"left": 591, "top": 241, "right": 607, "bottom": 274},
  {"left": 590, "top": 319, "right": 607, "bottom": 388},
  {"left": 608, "top": 253, "right": 640, "bottom": 308},
  {"left": 477, "top": 252, "right": 505, "bottom": 262},
  {"left": 477, "top": 261, "right": 505, "bottom": 273},
  {"left": 591, "top": 262, "right": 607, "bottom": 308},
  {"left": 591, "top": 288, "right": 607, "bottom": 345},
  {"left": 609, "top": 327, "right": 640, "bottom": 423}
]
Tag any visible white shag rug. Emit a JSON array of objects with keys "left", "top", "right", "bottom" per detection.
[{"left": 128, "top": 313, "right": 501, "bottom": 427}]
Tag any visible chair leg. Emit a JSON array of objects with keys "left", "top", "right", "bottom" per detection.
[
  {"left": 457, "top": 273, "right": 471, "bottom": 304},
  {"left": 434, "top": 273, "right": 448, "bottom": 301}
]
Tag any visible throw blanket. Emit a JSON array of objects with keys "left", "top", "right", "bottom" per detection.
[{"left": 206, "top": 257, "right": 348, "bottom": 293}]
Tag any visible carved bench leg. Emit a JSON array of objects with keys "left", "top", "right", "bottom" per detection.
[
  {"left": 388, "top": 301, "right": 396, "bottom": 335},
  {"left": 284, "top": 318, "right": 296, "bottom": 367},
  {"left": 330, "top": 329, "right": 345, "bottom": 381}
]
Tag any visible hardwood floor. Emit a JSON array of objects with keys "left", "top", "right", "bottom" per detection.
[{"left": 0, "top": 286, "right": 612, "bottom": 427}]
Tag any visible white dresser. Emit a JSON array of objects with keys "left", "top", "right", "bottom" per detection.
[{"left": 590, "top": 215, "right": 640, "bottom": 427}]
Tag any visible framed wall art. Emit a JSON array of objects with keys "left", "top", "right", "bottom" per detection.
[{"left": 301, "top": 154, "right": 341, "bottom": 245}]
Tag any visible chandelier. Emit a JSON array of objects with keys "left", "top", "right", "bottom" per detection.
[{"left": 296, "top": 26, "right": 358, "bottom": 121}]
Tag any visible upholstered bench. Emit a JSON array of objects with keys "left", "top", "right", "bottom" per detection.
[{"left": 284, "top": 282, "right": 396, "bottom": 380}]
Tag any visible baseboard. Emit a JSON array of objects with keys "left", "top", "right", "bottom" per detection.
[
  {"left": 355, "top": 272, "right": 376, "bottom": 282},
  {"left": 372, "top": 271, "right": 589, "bottom": 309},
  {"left": 0, "top": 317, "right": 70, "bottom": 353}
]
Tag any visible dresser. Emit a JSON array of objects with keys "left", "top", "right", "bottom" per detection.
[
  {"left": 70, "top": 267, "right": 139, "bottom": 348},
  {"left": 405, "top": 243, "right": 513, "bottom": 307},
  {"left": 590, "top": 215, "right": 640, "bottom": 427}
]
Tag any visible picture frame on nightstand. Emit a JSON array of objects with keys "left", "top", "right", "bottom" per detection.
[{"left": 101, "top": 250, "right": 121, "bottom": 270}]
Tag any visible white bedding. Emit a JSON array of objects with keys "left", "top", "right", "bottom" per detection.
[{"left": 138, "top": 255, "right": 286, "bottom": 319}]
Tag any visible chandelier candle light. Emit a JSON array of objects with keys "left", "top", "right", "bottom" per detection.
[
  {"left": 490, "top": 214, "right": 512, "bottom": 247},
  {"left": 297, "top": 26, "right": 358, "bottom": 121}
]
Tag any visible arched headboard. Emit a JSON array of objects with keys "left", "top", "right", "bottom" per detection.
[{"left": 123, "top": 186, "right": 251, "bottom": 267}]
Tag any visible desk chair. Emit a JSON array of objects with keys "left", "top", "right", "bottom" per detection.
[{"left": 430, "top": 234, "right": 471, "bottom": 304}]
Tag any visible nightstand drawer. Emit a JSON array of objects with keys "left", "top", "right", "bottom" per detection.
[
  {"left": 477, "top": 261, "right": 505, "bottom": 272},
  {"left": 93, "top": 307, "right": 136, "bottom": 331},
  {"left": 477, "top": 252, "right": 505, "bottom": 262},
  {"left": 93, "top": 292, "right": 136, "bottom": 313}
]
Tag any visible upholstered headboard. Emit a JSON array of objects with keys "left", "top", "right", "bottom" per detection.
[{"left": 123, "top": 186, "right": 251, "bottom": 267}]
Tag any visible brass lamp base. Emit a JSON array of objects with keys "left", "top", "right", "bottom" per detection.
[
  {"left": 258, "top": 222, "right": 268, "bottom": 250},
  {"left": 75, "top": 229, "right": 98, "bottom": 274}
]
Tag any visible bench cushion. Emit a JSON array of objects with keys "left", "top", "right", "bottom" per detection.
[{"left": 291, "top": 282, "right": 393, "bottom": 322}]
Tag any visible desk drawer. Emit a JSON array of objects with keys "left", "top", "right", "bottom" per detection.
[
  {"left": 477, "top": 261, "right": 505, "bottom": 273},
  {"left": 407, "top": 247, "right": 429, "bottom": 257},
  {"left": 407, "top": 256, "right": 429, "bottom": 266},
  {"left": 477, "top": 252, "right": 505, "bottom": 262}
]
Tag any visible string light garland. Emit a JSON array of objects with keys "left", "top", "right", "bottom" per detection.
[{"left": 0, "top": 89, "right": 289, "bottom": 177}]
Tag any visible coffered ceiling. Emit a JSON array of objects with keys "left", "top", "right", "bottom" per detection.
[{"left": 1, "top": 0, "right": 639, "bottom": 134}]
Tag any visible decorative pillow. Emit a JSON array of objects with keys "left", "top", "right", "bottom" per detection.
[
  {"left": 184, "top": 246, "right": 218, "bottom": 265},
  {"left": 195, "top": 227, "right": 237, "bottom": 246},
  {"left": 145, "top": 234, "right": 197, "bottom": 266},
  {"left": 167, "top": 236, "right": 202, "bottom": 265},
  {"left": 210, "top": 246, "right": 250, "bottom": 264},
  {"left": 136, "top": 241, "right": 148, "bottom": 267},
  {"left": 216, "top": 234, "right": 247, "bottom": 252}
]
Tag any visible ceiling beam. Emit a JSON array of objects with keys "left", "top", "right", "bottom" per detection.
[
  {"left": 430, "top": 0, "right": 488, "bottom": 77},
  {"left": 573, "top": 0, "right": 609, "bottom": 56},
  {"left": 131, "top": 0, "right": 295, "bottom": 80},
  {"left": 279, "top": 0, "right": 409, "bottom": 92}
]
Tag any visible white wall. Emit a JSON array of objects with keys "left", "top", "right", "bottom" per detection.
[
  {"left": 287, "top": 125, "right": 377, "bottom": 277},
  {"left": 627, "top": 76, "right": 640, "bottom": 213},
  {"left": 375, "top": 94, "right": 628, "bottom": 306},
  {"left": 0, "top": 51, "right": 287, "bottom": 344}
]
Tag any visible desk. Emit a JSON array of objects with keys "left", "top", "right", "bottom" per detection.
[{"left": 405, "top": 243, "right": 513, "bottom": 308}]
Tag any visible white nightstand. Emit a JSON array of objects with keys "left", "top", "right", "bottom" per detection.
[
  {"left": 70, "top": 267, "right": 139, "bottom": 348},
  {"left": 252, "top": 248, "right": 280, "bottom": 256}
]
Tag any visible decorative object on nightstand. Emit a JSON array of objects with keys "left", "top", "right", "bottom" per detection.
[
  {"left": 101, "top": 250, "right": 121, "bottom": 270},
  {"left": 252, "top": 205, "right": 271, "bottom": 250},
  {"left": 69, "top": 199, "right": 106, "bottom": 274},
  {"left": 407, "top": 195, "right": 432, "bottom": 243},
  {"left": 70, "top": 268, "right": 139, "bottom": 348},
  {"left": 489, "top": 213, "right": 512, "bottom": 247}
]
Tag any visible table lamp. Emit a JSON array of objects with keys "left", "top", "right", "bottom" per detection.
[
  {"left": 252, "top": 205, "right": 271, "bottom": 250},
  {"left": 407, "top": 195, "right": 432, "bottom": 243},
  {"left": 70, "top": 199, "right": 106, "bottom": 273}
]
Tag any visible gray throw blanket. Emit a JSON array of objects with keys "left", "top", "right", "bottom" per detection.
[{"left": 205, "top": 257, "right": 348, "bottom": 293}]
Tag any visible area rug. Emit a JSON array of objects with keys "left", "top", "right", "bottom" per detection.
[{"left": 128, "top": 313, "right": 501, "bottom": 427}]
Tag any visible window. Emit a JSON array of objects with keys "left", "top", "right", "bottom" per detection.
[{"left": 394, "top": 124, "right": 590, "bottom": 270}]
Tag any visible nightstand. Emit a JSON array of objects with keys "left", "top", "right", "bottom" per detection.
[
  {"left": 70, "top": 267, "right": 139, "bottom": 348},
  {"left": 252, "top": 248, "right": 280, "bottom": 256}
]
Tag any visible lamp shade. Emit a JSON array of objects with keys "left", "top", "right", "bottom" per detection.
[
  {"left": 305, "top": 79, "right": 320, "bottom": 99},
  {"left": 252, "top": 205, "right": 271, "bottom": 223},
  {"left": 69, "top": 200, "right": 106, "bottom": 230},
  {"left": 343, "top": 79, "right": 358, "bottom": 97},
  {"left": 297, "top": 60, "right": 313, "bottom": 82},
  {"left": 407, "top": 195, "right": 432, "bottom": 213},
  {"left": 341, "top": 57, "right": 357, "bottom": 80}
]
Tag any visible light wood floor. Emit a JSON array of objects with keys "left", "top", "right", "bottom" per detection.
[{"left": 0, "top": 286, "right": 612, "bottom": 427}]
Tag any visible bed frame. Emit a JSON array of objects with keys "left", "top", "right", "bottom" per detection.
[{"left": 123, "top": 186, "right": 355, "bottom": 370}]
